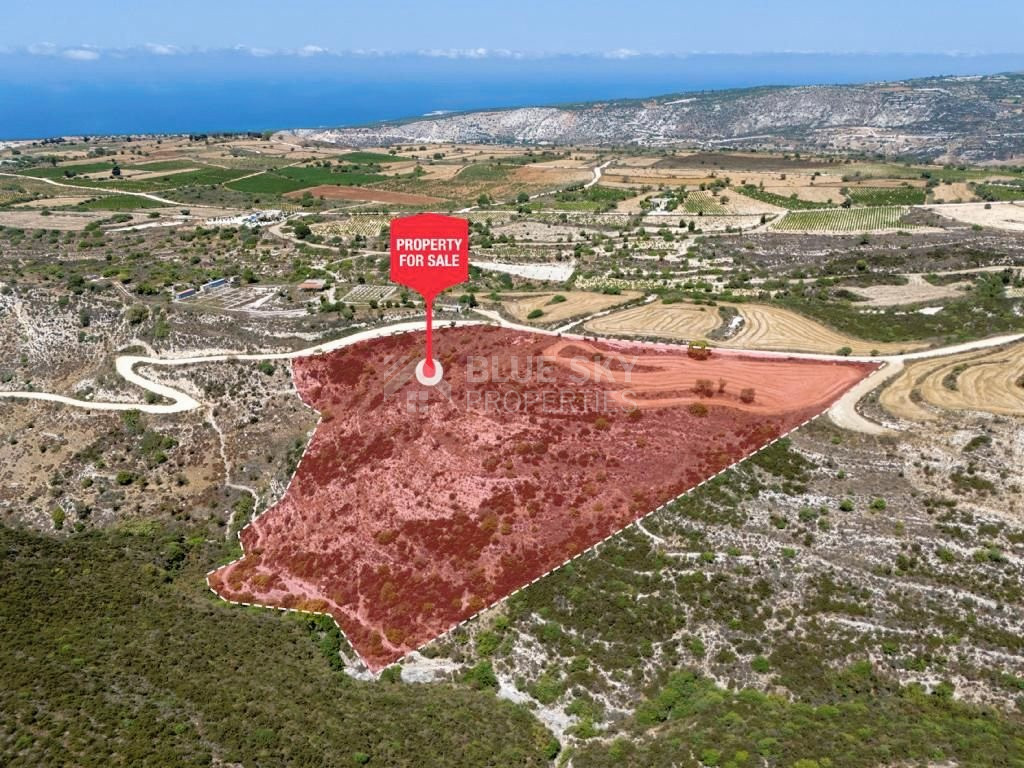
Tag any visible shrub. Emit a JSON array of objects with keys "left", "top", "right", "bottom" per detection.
[
  {"left": 687, "top": 339, "right": 712, "bottom": 360},
  {"left": 527, "top": 308, "right": 544, "bottom": 319},
  {"left": 462, "top": 661, "right": 498, "bottom": 691},
  {"left": 688, "top": 402, "right": 708, "bottom": 417},
  {"left": 693, "top": 379, "right": 716, "bottom": 397},
  {"left": 739, "top": 387, "right": 756, "bottom": 403}
]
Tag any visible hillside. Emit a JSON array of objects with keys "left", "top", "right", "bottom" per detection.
[{"left": 289, "top": 73, "right": 1024, "bottom": 163}]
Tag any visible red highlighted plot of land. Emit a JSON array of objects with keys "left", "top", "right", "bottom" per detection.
[{"left": 209, "top": 327, "right": 877, "bottom": 671}]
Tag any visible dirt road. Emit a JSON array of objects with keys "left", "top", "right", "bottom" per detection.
[{"left": 2, "top": 311, "right": 1020, "bottom": 436}]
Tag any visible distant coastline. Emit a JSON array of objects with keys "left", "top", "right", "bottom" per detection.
[{"left": 2, "top": 50, "right": 1024, "bottom": 139}]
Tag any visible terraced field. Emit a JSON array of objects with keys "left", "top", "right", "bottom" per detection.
[
  {"left": 771, "top": 206, "right": 917, "bottom": 232},
  {"left": 881, "top": 342, "right": 1024, "bottom": 420},
  {"left": 587, "top": 301, "right": 928, "bottom": 355}
]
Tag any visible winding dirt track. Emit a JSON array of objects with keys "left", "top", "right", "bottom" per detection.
[
  {"left": 0, "top": 321, "right": 478, "bottom": 414},
  {"left": 2, "top": 303, "right": 1021, "bottom": 435}
]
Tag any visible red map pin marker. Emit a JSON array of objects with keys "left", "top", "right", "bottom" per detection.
[{"left": 390, "top": 213, "right": 470, "bottom": 384}]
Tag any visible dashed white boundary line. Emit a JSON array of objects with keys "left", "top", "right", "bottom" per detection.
[{"left": 200, "top": 324, "right": 876, "bottom": 676}]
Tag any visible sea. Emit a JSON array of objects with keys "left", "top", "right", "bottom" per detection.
[{"left": 2, "top": 51, "right": 1023, "bottom": 140}]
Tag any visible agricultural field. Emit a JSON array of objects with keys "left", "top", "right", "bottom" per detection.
[
  {"left": 587, "top": 301, "right": 927, "bottom": 355},
  {"left": 336, "top": 151, "right": 411, "bottom": 164},
  {"left": 43, "top": 165, "right": 252, "bottom": 193},
  {"left": 284, "top": 185, "right": 444, "bottom": 206},
  {"left": 21, "top": 161, "right": 120, "bottom": 179},
  {"left": 682, "top": 191, "right": 727, "bottom": 214},
  {"left": 312, "top": 215, "right": 392, "bottom": 239},
  {"left": 771, "top": 206, "right": 918, "bottom": 232},
  {"left": 340, "top": 285, "right": 396, "bottom": 303},
  {"left": 498, "top": 290, "right": 642, "bottom": 325},
  {"left": 585, "top": 301, "right": 722, "bottom": 341},
  {"left": 75, "top": 195, "right": 166, "bottom": 211},
  {"left": 228, "top": 166, "right": 391, "bottom": 196},
  {"left": 734, "top": 185, "right": 826, "bottom": 210},
  {"left": 849, "top": 273, "right": 969, "bottom": 306},
  {"left": 845, "top": 186, "right": 927, "bottom": 206},
  {"left": 976, "top": 183, "right": 1024, "bottom": 202},
  {"left": 880, "top": 341, "right": 1024, "bottom": 420}
]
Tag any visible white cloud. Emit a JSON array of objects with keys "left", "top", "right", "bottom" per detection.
[
  {"left": 418, "top": 48, "right": 529, "bottom": 59},
  {"left": 603, "top": 48, "right": 641, "bottom": 59},
  {"left": 296, "top": 45, "right": 328, "bottom": 57},
  {"left": 234, "top": 44, "right": 274, "bottom": 57},
  {"left": 27, "top": 42, "right": 57, "bottom": 56},
  {"left": 62, "top": 48, "right": 100, "bottom": 61},
  {"left": 144, "top": 43, "right": 180, "bottom": 56}
]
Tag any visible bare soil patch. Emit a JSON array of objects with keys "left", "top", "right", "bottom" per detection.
[
  {"left": 851, "top": 274, "right": 969, "bottom": 306},
  {"left": 927, "top": 202, "right": 1024, "bottom": 232},
  {"left": 0, "top": 209, "right": 108, "bottom": 231}
]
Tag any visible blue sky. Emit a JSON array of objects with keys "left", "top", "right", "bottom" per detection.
[{"left": 2, "top": 0, "right": 1022, "bottom": 55}]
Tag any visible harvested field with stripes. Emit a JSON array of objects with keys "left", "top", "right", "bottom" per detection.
[
  {"left": 586, "top": 301, "right": 928, "bottom": 355},
  {"left": 501, "top": 290, "right": 641, "bottom": 324},
  {"left": 880, "top": 342, "right": 1024, "bottom": 420},
  {"left": 584, "top": 302, "right": 721, "bottom": 341}
]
